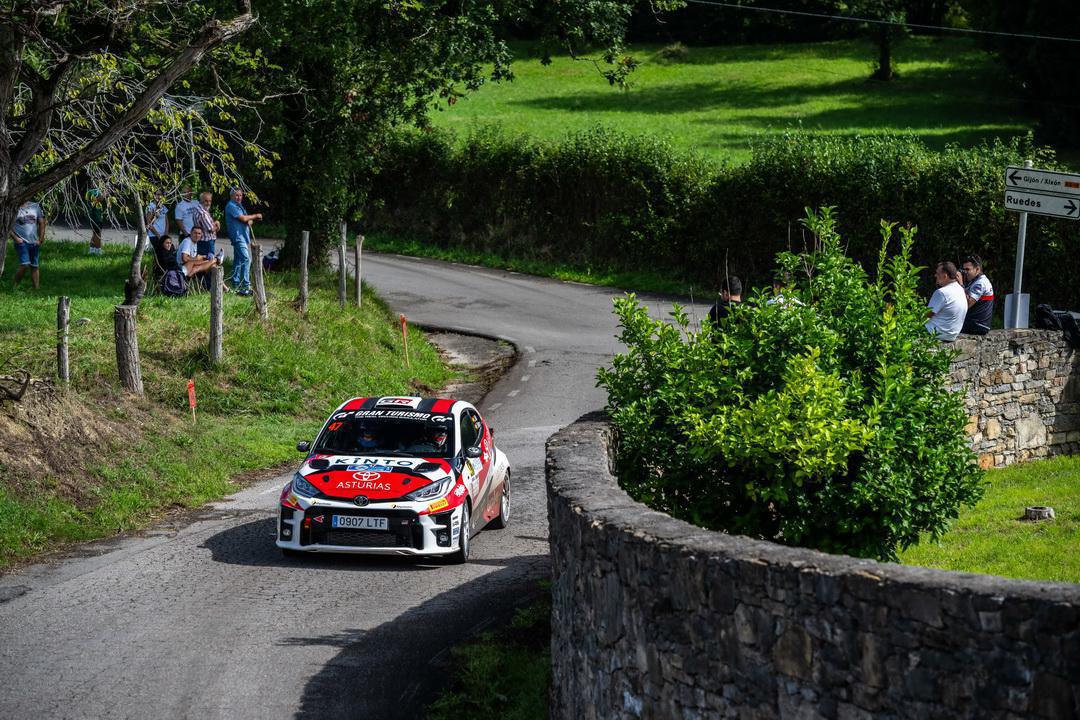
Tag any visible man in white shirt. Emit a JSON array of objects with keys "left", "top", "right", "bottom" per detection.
[
  {"left": 925, "top": 261, "right": 968, "bottom": 342},
  {"left": 12, "top": 199, "right": 46, "bottom": 289},
  {"left": 174, "top": 186, "right": 199, "bottom": 240},
  {"left": 176, "top": 226, "right": 218, "bottom": 278}
]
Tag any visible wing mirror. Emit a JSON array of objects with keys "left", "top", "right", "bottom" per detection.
[
  {"left": 465, "top": 446, "right": 482, "bottom": 459},
  {"left": 296, "top": 441, "right": 311, "bottom": 453}
]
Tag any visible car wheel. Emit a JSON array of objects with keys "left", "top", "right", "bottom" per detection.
[
  {"left": 489, "top": 472, "right": 510, "bottom": 529},
  {"left": 449, "top": 504, "right": 471, "bottom": 564}
]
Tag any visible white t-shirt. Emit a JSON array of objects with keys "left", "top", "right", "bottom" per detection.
[
  {"left": 174, "top": 199, "right": 199, "bottom": 234},
  {"left": 13, "top": 202, "right": 44, "bottom": 244},
  {"left": 926, "top": 281, "right": 968, "bottom": 341},
  {"left": 177, "top": 237, "right": 199, "bottom": 275},
  {"left": 146, "top": 202, "right": 168, "bottom": 237}
]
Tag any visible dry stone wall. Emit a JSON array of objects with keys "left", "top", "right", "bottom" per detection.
[
  {"left": 547, "top": 415, "right": 1080, "bottom": 720},
  {"left": 950, "top": 329, "right": 1080, "bottom": 468}
]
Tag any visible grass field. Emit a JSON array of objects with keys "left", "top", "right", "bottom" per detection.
[
  {"left": 901, "top": 455, "right": 1080, "bottom": 584},
  {"left": 0, "top": 241, "right": 452, "bottom": 566},
  {"left": 431, "top": 37, "right": 1032, "bottom": 163}
]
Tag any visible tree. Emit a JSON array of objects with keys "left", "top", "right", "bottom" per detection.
[
  {"left": 0, "top": 0, "right": 259, "bottom": 276},
  {"left": 598, "top": 208, "right": 983, "bottom": 561},
  {"left": 848, "top": 0, "right": 909, "bottom": 81},
  {"left": 223, "top": 0, "right": 682, "bottom": 266}
]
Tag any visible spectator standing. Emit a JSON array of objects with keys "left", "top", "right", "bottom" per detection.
[
  {"left": 925, "top": 261, "right": 968, "bottom": 342},
  {"left": 960, "top": 255, "right": 995, "bottom": 336},
  {"left": 145, "top": 193, "right": 170, "bottom": 251},
  {"left": 224, "top": 187, "right": 262, "bottom": 296},
  {"left": 11, "top": 199, "right": 46, "bottom": 289},
  {"left": 192, "top": 192, "right": 221, "bottom": 259},
  {"left": 174, "top": 186, "right": 199, "bottom": 240},
  {"left": 85, "top": 187, "right": 105, "bottom": 255},
  {"left": 708, "top": 275, "right": 743, "bottom": 325}
]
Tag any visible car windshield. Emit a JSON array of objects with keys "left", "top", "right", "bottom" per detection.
[{"left": 314, "top": 414, "right": 455, "bottom": 458}]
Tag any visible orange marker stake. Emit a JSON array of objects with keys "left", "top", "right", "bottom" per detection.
[
  {"left": 400, "top": 314, "right": 411, "bottom": 368},
  {"left": 187, "top": 379, "right": 197, "bottom": 424}
]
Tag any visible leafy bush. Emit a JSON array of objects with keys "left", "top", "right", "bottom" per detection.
[
  {"left": 596, "top": 208, "right": 984, "bottom": 561},
  {"left": 365, "top": 126, "right": 1080, "bottom": 309}
]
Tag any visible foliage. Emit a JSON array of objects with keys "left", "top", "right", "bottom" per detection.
[
  {"left": 596, "top": 208, "right": 984, "bottom": 561},
  {"left": 220, "top": 0, "right": 683, "bottom": 266},
  {"left": 0, "top": 241, "right": 452, "bottom": 565},
  {"left": 965, "top": 0, "right": 1080, "bottom": 147},
  {"left": 366, "top": 125, "right": 1080, "bottom": 310}
]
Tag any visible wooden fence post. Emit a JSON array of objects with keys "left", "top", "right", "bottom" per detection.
[
  {"left": 354, "top": 234, "right": 363, "bottom": 308},
  {"left": 114, "top": 305, "right": 143, "bottom": 395},
  {"left": 338, "top": 222, "right": 347, "bottom": 310},
  {"left": 299, "top": 230, "right": 309, "bottom": 315},
  {"left": 57, "top": 296, "right": 70, "bottom": 384},
  {"left": 209, "top": 266, "right": 223, "bottom": 364},
  {"left": 251, "top": 243, "right": 268, "bottom": 320}
]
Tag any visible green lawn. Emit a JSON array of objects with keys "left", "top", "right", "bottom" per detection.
[
  {"left": 431, "top": 38, "right": 1032, "bottom": 163},
  {"left": 0, "top": 241, "right": 452, "bottom": 566},
  {"left": 902, "top": 455, "right": 1080, "bottom": 584}
]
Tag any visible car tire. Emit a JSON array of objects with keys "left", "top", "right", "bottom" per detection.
[
  {"left": 449, "top": 504, "right": 471, "bottom": 564},
  {"left": 489, "top": 472, "right": 510, "bottom": 530}
]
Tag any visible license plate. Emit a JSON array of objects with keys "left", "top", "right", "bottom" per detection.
[{"left": 332, "top": 515, "right": 388, "bottom": 531}]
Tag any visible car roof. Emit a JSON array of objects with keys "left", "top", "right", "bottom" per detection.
[{"left": 333, "top": 396, "right": 466, "bottom": 415}]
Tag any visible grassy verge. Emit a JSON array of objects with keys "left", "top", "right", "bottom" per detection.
[
  {"left": 367, "top": 233, "right": 698, "bottom": 297},
  {"left": 902, "top": 455, "right": 1080, "bottom": 584},
  {"left": 0, "top": 241, "right": 452, "bottom": 567},
  {"left": 427, "top": 591, "right": 550, "bottom": 720},
  {"left": 431, "top": 38, "right": 1032, "bottom": 164}
]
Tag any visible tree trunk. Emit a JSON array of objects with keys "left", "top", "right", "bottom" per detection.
[
  {"left": 299, "top": 230, "right": 309, "bottom": 315},
  {"left": 124, "top": 191, "right": 148, "bottom": 307},
  {"left": 337, "top": 222, "right": 347, "bottom": 310},
  {"left": 209, "top": 266, "right": 223, "bottom": 364},
  {"left": 0, "top": 203, "right": 15, "bottom": 278},
  {"left": 57, "top": 295, "right": 70, "bottom": 383},
  {"left": 114, "top": 305, "right": 143, "bottom": 395},
  {"left": 251, "top": 242, "right": 268, "bottom": 320},
  {"left": 873, "top": 26, "right": 894, "bottom": 81}
]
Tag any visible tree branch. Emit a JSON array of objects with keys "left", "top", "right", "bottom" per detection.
[
  {"left": 16, "top": 8, "right": 256, "bottom": 204},
  {"left": 12, "top": 57, "right": 77, "bottom": 169}
]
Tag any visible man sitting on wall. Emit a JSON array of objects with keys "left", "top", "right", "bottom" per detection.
[
  {"left": 925, "top": 261, "right": 968, "bottom": 342},
  {"left": 960, "top": 254, "right": 994, "bottom": 336},
  {"left": 708, "top": 275, "right": 743, "bottom": 325}
]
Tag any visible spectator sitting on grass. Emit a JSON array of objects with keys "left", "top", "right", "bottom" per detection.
[
  {"left": 925, "top": 261, "right": 967, "bottom": 342},
  {"left": 176, "top": 226, "right": 219, "bottom": 280}
]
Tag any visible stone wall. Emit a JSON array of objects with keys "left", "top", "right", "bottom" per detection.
[
  {"left": 547, "top": 415, "right": 1080, "bottom": 720},
  {"left": 951, "top": 329, "right": 1080, "bottom": 468}
]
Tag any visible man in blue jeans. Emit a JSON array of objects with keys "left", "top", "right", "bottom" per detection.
[
  {"left": 224, "top": 187, "right": 262, "bottom": 296},
  {"left": 12, "top": 199, "right": 46, "bottom": 289}
]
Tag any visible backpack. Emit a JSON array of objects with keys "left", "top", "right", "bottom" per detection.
[{"left": 161, "top": 269, "right": 188, "bottom": 297}]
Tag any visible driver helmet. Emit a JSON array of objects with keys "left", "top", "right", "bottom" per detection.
[
  {"left": 357, "top": 425, "right": 378, "bottom": 449},
  {"left": 431, "top": 429, "right": 448, "bottom": 449}
]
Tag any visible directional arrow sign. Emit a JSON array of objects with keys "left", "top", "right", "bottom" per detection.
[
  {"left": 1004, "top": 189, "right": 1080, "bottom": 220},
  {"left": 1005, "top": 165, "right": 1080, "bottom": 197}
]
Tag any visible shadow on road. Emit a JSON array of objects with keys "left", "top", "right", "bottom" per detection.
[{"left": 287, "top": 554, "right": 549, "bottom": 720}]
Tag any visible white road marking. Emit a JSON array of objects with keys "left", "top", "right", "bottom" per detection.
[
  {"left": 520, "top": 375, "right": 531, "bottom": 383},
  {"left": 524, "top": 345, "right": 535, "bottom": 353},
  {"left": 488, "top": 402, "right": 503, "bottom": 411},
  {"left": 528, "top": 359, "right": 537, "bottom": 368},
  {"left": 507, "top": 390, "right": 519, "bottom": 397}
]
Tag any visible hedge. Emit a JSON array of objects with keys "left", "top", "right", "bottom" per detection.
[{"left": 364, "top": 126, "right": 1080, "bottom": 309}]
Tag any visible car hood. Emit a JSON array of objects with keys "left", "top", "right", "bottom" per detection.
[{"left": 298, "top": 454, "right": 454, "bottom": 500}]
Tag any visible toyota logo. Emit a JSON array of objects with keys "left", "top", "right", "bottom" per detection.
[
  {"left": 352, "top": 471, "right": 382, "bottom": 482},
  {"left": 353, "top": 495, "right": 370, "bottom": 507}
]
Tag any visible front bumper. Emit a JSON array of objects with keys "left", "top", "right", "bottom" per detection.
[{"left": 275, "top": 499, "right": 463, "bottom": 556}]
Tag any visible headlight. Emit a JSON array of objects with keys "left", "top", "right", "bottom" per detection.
[
  {"left": 291, "top": 472, "right": 319, "bottom": 498},
  {"left": 405, "top": 476, "right": 453, "bottom": 501}
]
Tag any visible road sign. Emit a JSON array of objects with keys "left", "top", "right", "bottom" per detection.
[
  {"left": 1005, "top": 165, "right": 1080, "bottom": 197},
  {"left": 1004, "top": 189, "right": 1080, "bottom": 220}
]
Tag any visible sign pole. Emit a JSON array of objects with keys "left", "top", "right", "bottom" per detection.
[{"left": 1010, "top": 159, "right": 1033, "bottom": 330}]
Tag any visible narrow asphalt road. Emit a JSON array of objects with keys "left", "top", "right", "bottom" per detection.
[{"left": 0, "top": 249, "right": 709, "bottom": 719}]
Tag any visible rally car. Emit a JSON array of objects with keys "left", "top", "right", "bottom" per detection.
[{"left": 276, "top": 396, "right": 510, "bottom": 563}]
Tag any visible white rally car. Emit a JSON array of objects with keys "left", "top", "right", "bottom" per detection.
[{"left": 277, "top": 396, "right": 510, "bottom": 563}]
